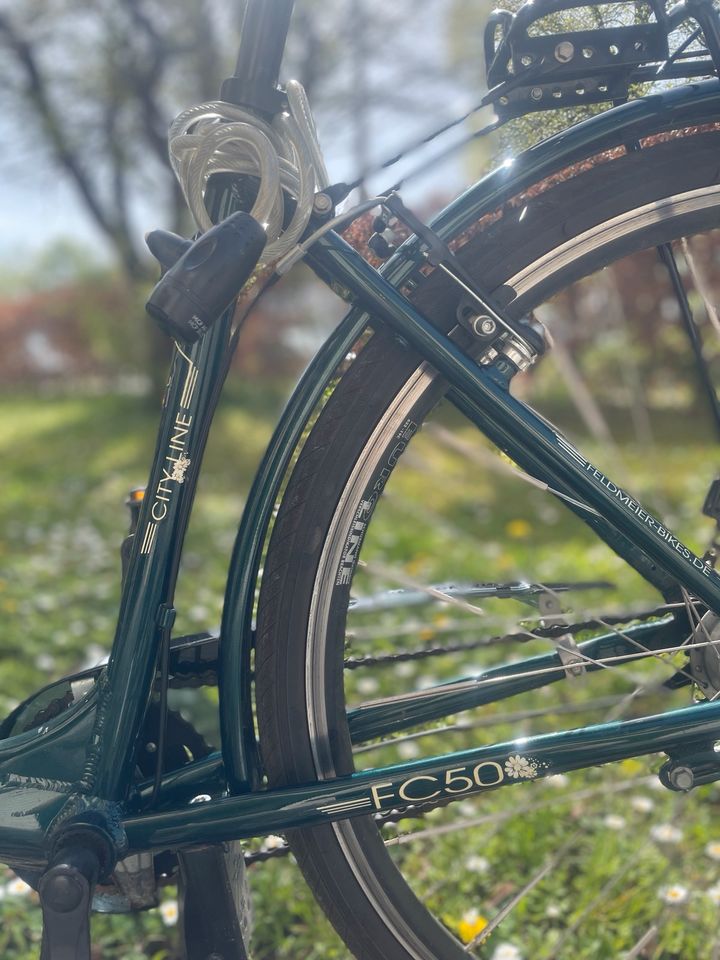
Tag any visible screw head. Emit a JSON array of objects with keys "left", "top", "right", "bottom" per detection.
[
  {"left": 530, "top": 87, "right": 543, "bottom": 101},
  {"left": 312, "top": 192, "right": 333, "bottom": 215},
  {"left": 473, "top": 316, "right": 497, "bottom": 337},
  {"left": 668, "top": 766, "right": 694, "bottom": 791},
  {"left": 555, "top": 40, "right": 575, "bottom": 63}
]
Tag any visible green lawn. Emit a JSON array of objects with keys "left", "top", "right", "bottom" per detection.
[{"left": 2, "top": 388, "right": 720, "bottom": 959}]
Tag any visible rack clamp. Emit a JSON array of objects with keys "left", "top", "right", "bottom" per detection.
[{"left": 382, "top": 194, "right": 547, "bottom": 372}]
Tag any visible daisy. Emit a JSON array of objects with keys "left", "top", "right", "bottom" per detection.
[
  {"left": 659, "top": 884, "right": 688, "bottom": 905},
  {"left": 504, "top": 755, "right": 536, "bottom": 779},
  {"left": 465, "top": 855, "right": 490, "bottom": 873},
  {"left": 650, "top": 823, "right": 683, "bottom": 844},
  {"left": 4, "top": 877, "right": 32, "bottom": 897},
  {"left": 706, "top": 841, "right": 720, "bottom": 861},
  {"left": 706, "top": 884, "right": 720, "bottom": 905},
  {"left": 603, "top": 814, "right": 626, "bottom": 831},
  {"left": 546, "top": 774, "right": 569, "bottom": 788},
  {"left": 630, "top": 795, "right": 654, "bottom": 814},
  {"left": 491, "top": 943, "right": 523, "bottom": 960},
  {"left": 159, "top": 899, "right": 179, "bottom": 926},
  {"left": 262, "top": 835, "right": 286, "bottom": 851}
]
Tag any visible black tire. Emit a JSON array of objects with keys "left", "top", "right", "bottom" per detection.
[{"left": 256, "top": 124, "right": 720, "bottom": 959}]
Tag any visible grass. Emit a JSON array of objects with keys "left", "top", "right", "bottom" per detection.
[{"left": 2, "top": 386, "right": 720, "bottom": 959}]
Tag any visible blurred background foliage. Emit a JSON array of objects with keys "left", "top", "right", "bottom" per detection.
[{"left": 2, "top": 1, "right": 720, "bottom": 958}]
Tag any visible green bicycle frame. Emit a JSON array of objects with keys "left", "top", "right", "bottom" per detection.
[{"left": 3, "top": 76, "right": 720, "bottom": 870}]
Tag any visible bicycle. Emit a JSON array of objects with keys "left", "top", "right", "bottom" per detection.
[{"left": 4, "top": 0, "right": 720, "bottom": 956}]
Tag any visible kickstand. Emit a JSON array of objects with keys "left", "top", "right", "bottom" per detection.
[
  {"left": 178, "top": 843, "right": 253, "bottom": 960},
  {"left": 39, "top": 846, "right": 100, "bottom": 960}
]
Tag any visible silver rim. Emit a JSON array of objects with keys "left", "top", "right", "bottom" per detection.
[{"left": 303, "top": 182, "right": 720, "bottom": 956}]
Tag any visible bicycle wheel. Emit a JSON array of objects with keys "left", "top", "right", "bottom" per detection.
[{"left": 255, "top": 120, "right": 720, "bottom": 959}]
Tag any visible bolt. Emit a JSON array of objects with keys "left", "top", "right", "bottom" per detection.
[
  {"left": 473, "top": 316, "right": 497, "bottom": 337},
  {"left": 668, "top": 765, "right": 694, "bottom": 791},
  {"left": 520, "top": 54, "right": 533, "bottom": 67},
  {"left": 555, "top": 40, "right": 575, "bottom": 63},
  {"left": 312, "top": 193, "right": 333, "bottom": 215},
  {"left": 530, "top": 87, "right": 543, "bottom": 101},
  {"left": 145, "top": 742, "right": 157, "bottom": 753}
]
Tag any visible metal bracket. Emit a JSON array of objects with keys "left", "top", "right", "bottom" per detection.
[{"left": 538, "top": 591, "right": 586, "bottom": 677}]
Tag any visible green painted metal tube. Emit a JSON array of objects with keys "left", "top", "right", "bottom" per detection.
[
  {"left": 347, "top": 618, "right": 678, "bottom": 743},
  {"left": 123, "top": 695, "right": 720, "bottom": 851},
  {"left": 219, "top": 308, "right": 369, "bottom": 792}
]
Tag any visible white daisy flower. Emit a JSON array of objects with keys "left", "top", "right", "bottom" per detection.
[
  {"left": 465, "top": 855, "right": 490, "bottom": 873},
  {"left": 603, "top": 814, "right": 626, "bottom": 831},
  {"left": 159, "top": 899, "right": 179, "bottom": 926},
  {"left": 5, "top": 877, "right": 32, "bottom": 897},
  {"left": 397, "top": 741, "right": 421, "bottom": 760},
  {"left": 630, "top": 795, "right": 654, "bottom": 814},
  {"left": 504, "top": 755, "right": 537, "bottom": 779},
  {"left": 651, "top": 823, "right": 683, "bottom": 844},
  {"left": 262, "top": 835, "right": 286, "bottom": 851},
  {"left": 659, "top": 884, "right": 688, "bottom": 905},
  {"left": 706, "top": 841, "right": 720, "bottom": 861},
  {"left": 491, "top": 943, "right": 523, "bottom": 960},
  {"left": 545, "top": 904, "right": 563, "bottom": 918},
  {"left": 356, "top": 677, "right": 380, "bottom": 696},
  {"left": 706, "top": 884, "right": 720, "bottom": 905},
  {"left": 546, "top": 774, "right": 569, "bottom": 788}
]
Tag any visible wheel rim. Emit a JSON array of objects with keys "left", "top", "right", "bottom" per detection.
[{"left": 303, "top": 186, "right": 720, "bottom": 956}]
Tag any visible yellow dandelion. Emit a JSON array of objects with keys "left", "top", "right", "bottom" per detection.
[
  {"left": 458, "top": 909, "right": 489, "bottom": 944},
  {"left": 505, "top": 519, "right": 531, "bottom": 539}
]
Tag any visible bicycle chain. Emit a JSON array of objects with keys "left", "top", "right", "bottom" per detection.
[{"left": 343, "top": 604, "right": 676, "bottom": 669}]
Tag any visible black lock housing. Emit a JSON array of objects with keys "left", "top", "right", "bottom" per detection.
[{"left": 145, "top": 211, "right": 266, "bottom": 343}]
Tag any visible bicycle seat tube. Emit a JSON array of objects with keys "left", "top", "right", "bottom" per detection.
[{"left": 221, "top": 0, "right": 296, "bottom": 115}]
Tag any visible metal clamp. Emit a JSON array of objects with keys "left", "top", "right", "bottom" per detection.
[{"left": 538, "top": 591, "right": 586, "bottom": 678}]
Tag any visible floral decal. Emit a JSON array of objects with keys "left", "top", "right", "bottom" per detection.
[
  {"left": 504, "top": 755, "right": 539, "bottom": 779},
  {"left": 170, "top": 453, "right": 191, "bottom": 483}
]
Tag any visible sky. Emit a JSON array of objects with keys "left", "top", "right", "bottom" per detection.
[{"left": 0, "top": 1, "right": 493, "bottom": 271}]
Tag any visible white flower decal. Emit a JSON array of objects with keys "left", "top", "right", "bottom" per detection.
[
  {"left": 504, "top": 755, "right": 538, "bottom": 779},
  {"left": 170, "top": 453, "right": 191, "bottom": 483}
]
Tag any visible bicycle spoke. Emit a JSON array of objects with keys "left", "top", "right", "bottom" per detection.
[
  {"left": 621, "top": 926, "right": 659, "bottom": 960},
  {"left": 464, "top": 832, "right": 582, "bottom": 952},
  {"left": 347, "top": 618, "right": 681, "bottom": 743},
  {"left": 382, "top": 777, "right": 654, "bottom": 846},
  {"left": 352, "top": 694, "right": 628, "bottom": 755},
  {"left": 543, "top": 842, "right": 653, "bottom": 959},
  {"left": 657, "top": 241, "right": 720, "bottom": 438}
]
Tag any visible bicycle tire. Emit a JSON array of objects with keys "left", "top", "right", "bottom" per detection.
[{"left": 255, "top": 121, "right": 720, "bottom": 959}]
